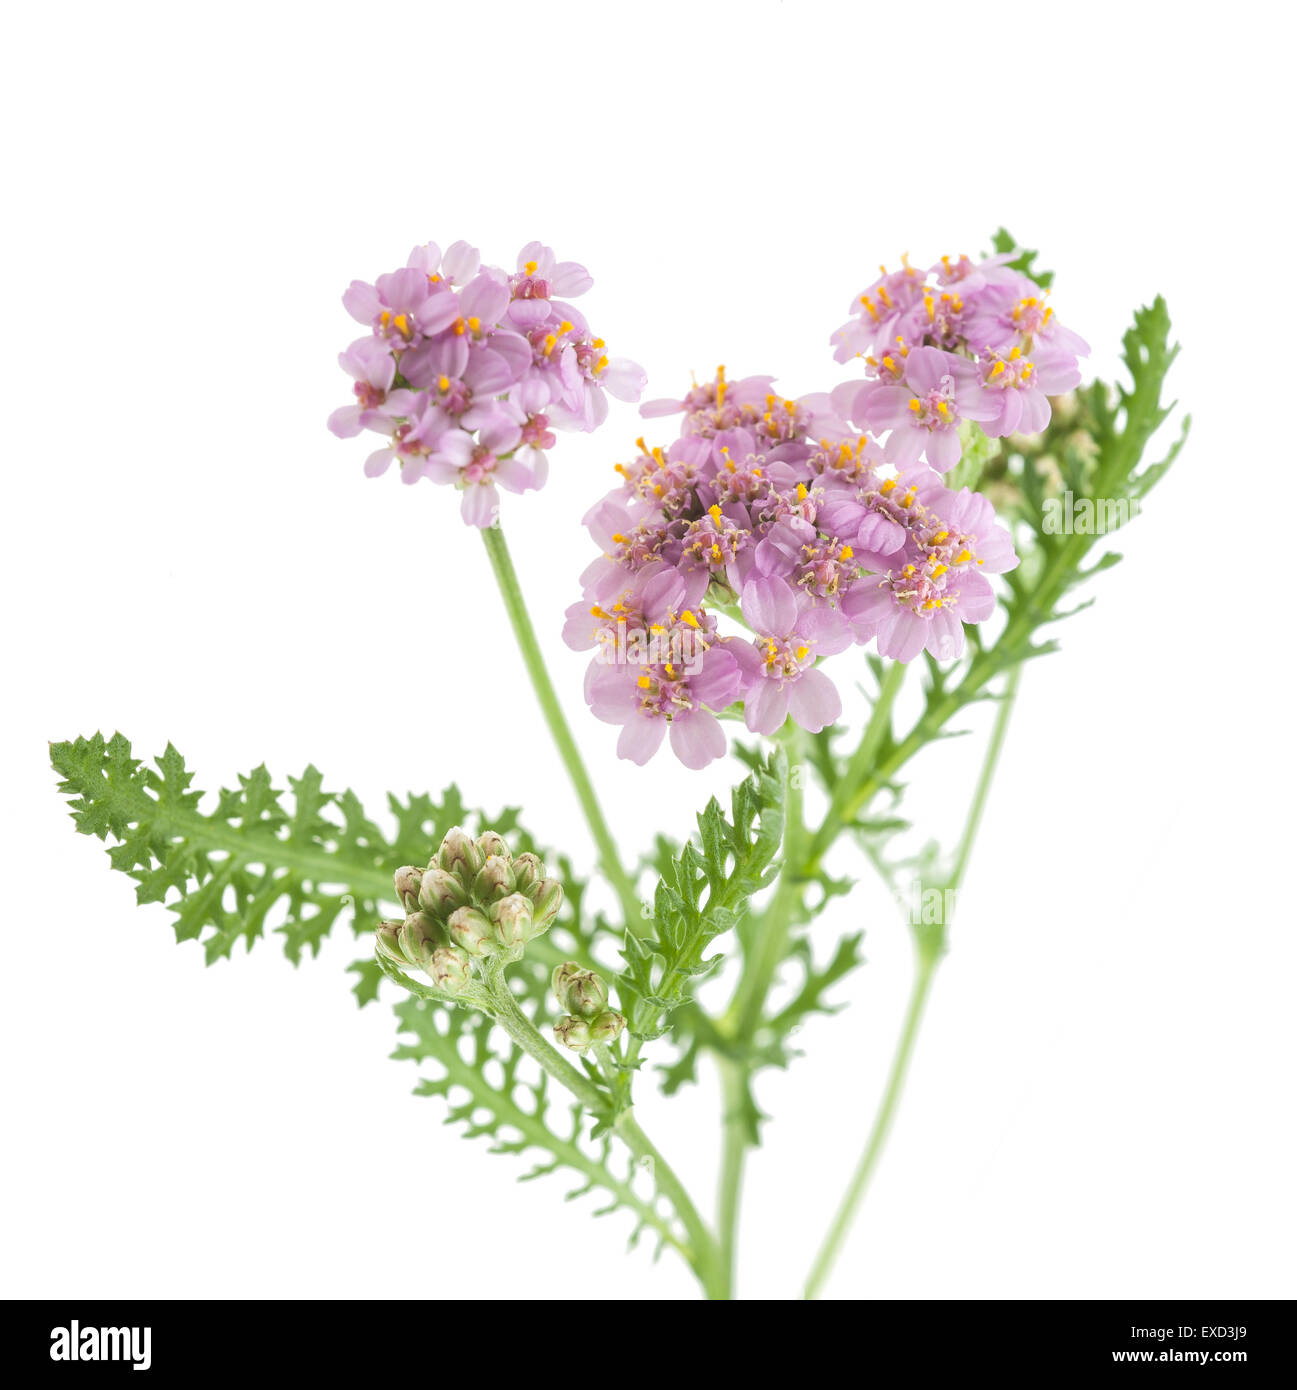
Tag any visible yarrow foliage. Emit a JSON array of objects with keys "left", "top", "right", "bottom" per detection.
[{"left": 330, "top": 240, "right": 646, "bottom": 525}]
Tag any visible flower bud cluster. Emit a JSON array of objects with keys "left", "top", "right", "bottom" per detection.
[
  {"left": 375, "top": 827, "right": 563, "bottom": 992},
  {"left": 551, "top": 962, "right": 626, "bottom": 1051}
]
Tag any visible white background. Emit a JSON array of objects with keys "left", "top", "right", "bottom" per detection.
[{"left": 3, "top": 0, "right": 1292, "bottom": 1302}]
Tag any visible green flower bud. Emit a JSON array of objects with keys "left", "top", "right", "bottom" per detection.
[
  {"left": 398, "top": 912, "right": 438, "bottom": 967},
  {"left": 476, "top": 830, "right": 511, "bottom": 861},
  {"left": 553, "top": 1015, "right": 592, "bottom": 1051},
  {"left": 426, "top": 945, "right": 473, "bottom": 994},
  {"left": 472, "top": 854, "right": 516, "bottom": 903},
  {"left": 447, "top": 905, "right": 496, "bottom": 957},
  {"left": 551, "top": 962, "right": 608, "bottom": 1019},
  {"left": 512, "top": 852, "right": 545, "bottom": 894},
  {"left": 490, "top": 892, "right": 535, "bottom": 949},
  {"left": 531, "top": 877, "right": 563, "bottom": 931},
  {"left": 375, "top": 919, "right": 405, "bottom": 964},
  {"left": 393, "top": 865, "right": 423, "bottom": 912},
  {"left": 437, "top": 827, "right": 485, "bottom": 884},
  {"left": 418, "top": 866, "right": 468, "bottom": 919},
  {"left": 589, "top": 1010, "right": 626, "bottom": 1045}
]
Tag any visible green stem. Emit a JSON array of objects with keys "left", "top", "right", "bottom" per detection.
[
  {"left": 807, "top": 660, "right": 906, "bottom": 873},
  {"left": 946, "top": 663, "right": 1022, "bottom": 899},
  {"left": 802, "top": 667, "right": 1021, "bottom": 1299},
  {"left": 803, "top": 945, "right": 937, "bottom": 1300},
  {"left": 714, "top": 1055, "right": 749, "bottom": 1300},
  {"left": 488, "top": 979, "right": 609, "bottom": 1113},
  {"left": 480, "top": 525, "right": 640, "bottom": 929},
  {"left": 491, "top": 978, "right": 719, "bottom": 1290},
  {"left": 613, "top": 1108, "right": 723, "bottom": 1294},
  {"left": 728, "top": 724, "right": 804, "bottom": 1035}
]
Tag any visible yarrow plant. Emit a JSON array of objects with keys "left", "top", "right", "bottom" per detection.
[{"left": 53, "top": 230, "right": 1186, "bottom": 1299}]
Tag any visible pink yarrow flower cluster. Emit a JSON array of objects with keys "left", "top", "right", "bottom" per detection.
[
  {"left": 567, "top": 366, "right": 1021, "bottom": 768},
  {"left": 831, "top": 252, "right": 1090, "bottom": 472},
  {"left": 329, "top": 241, "right": 646, "bottom": 526}
]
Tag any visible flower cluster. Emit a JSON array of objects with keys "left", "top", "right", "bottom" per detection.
[
  {"left": 330, "top": 241, "right": 646, "bottom": 526},
  {"left": 551, "top": 962, "right": 626, "bottom": 1051},
  {"left": 567, "top": 361, "right": 1022, "bottom": 769},
  {"left": 376, "top": 827, "right": 563, "bottom": 992},
  {"left": 831, "top": 253, "right": 1089, "bottom": 471}
]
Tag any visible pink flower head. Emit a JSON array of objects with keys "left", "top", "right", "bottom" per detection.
[
  {"left": 842, "top": 471, "right": 1018, "bottom": 662},
  {"left": 734, "top": 577, "right": 851, "bottom": 734},
  {"left": 852, "top": 346, "right": 998, "bottom": 472},
  {"left": 331, "top": 240, "right": 643, "bottom": 525},
  {"left": 327, "top": 338, "right": 418, "bottom": 439},
  {"left": 583, "top": 628, "right": 742, "bottom": 770}
]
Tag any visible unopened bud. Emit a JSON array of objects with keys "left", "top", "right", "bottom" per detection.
[
  {"left": 398, "top": 912, "right": 438, "bottom": 967},
  {"left": 553, "top": 1015, "right": 592, "bottom": 1051},
  {"left": 437, "top": 827, "right": 484, "bottom": 884},
  {"left": 512, "top": 852, "right": 544, "bottom": 893},
  {"left": 375, "top": 919, "right": 405, "bottom": 964},
  {"left": 589, "top": 1010, "right": 626, "bottom": 1044},
  {"left": 426, "top": 945, "right": 473, "bottom": 994},
  {"left": 472, "top": 854, "right": 516, "bottom": 903},
  {"left": 447, "top": 905, "right": 496, "bottom": 957},
  {"left": 531, "top": 877, "right": 563, "bottom": 930},
  {"left": 551, "top": 962, "right": 608, "bottom": 1019},
  {"left": 393, "top": 865, "right": 423, "bottom": 912},
  {"left": 476, "top": 830, "right": 511, "bottom": 861},
  {"left": 490, "top": 892, "right": 535, "bottom": 949},
  {"left": 418, "top": 866, "right": 468, "bottom": 919}
]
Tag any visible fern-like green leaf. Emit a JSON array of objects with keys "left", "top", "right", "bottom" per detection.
[
  {"left": 391, "top": 997, "right": 688, "bottom": 1259},
  {"left": 49, "top": 734, "right": 593, "bottom": 1007},
  {"left": 619, "top": 752, "right": 786, "bottom": 1044}
]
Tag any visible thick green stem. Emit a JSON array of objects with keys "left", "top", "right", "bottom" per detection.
[
  {"left": 479, "top": 525, "right": 640, "bottom": 929},
  {"left": 802, "top": 667, "right": 1022, "bottom": 1298}
]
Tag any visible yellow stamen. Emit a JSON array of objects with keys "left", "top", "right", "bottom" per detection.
[
  {"left": 637, "top": 674, "right": 651, "bottom": 688},
  {"left": 795, "top": 645, "right": 809, "bottom": 661},
  {"left": 908, "top": 398, "right": 923, "bottom": 413},
  {"left": 438, "top": 375, "right": 450, "bottom": 391},
  {"left": 680, "top": 609, "right": 699, "bottom": 628},
  {"left": 524, "top": 260, "right": 538, "bottom": 275}
]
